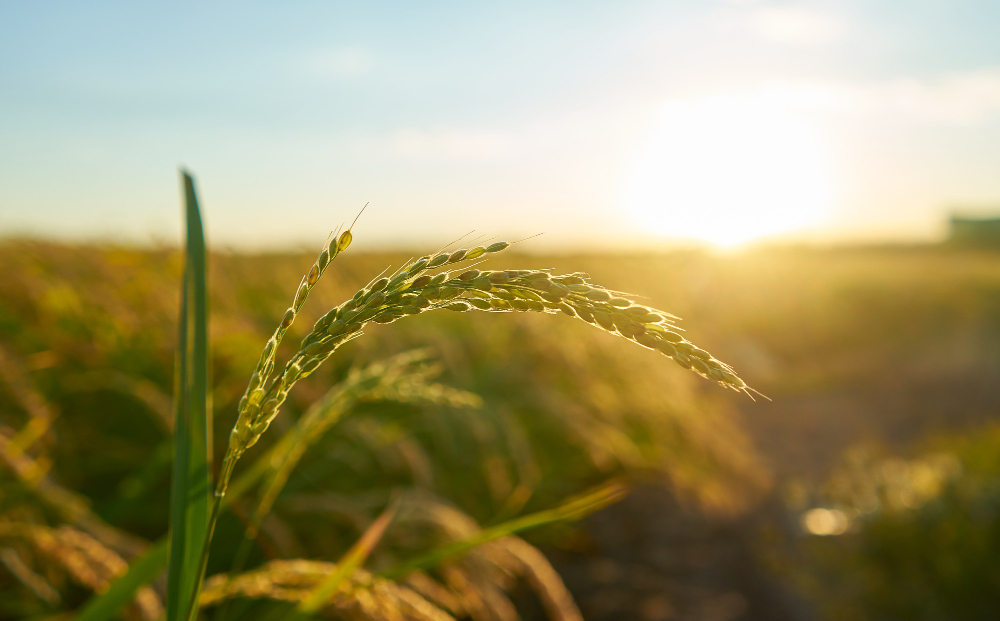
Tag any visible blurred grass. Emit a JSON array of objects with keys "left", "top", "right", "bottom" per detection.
[{"left": 2, "top": 240, "right": 1000, "bottom": 618}]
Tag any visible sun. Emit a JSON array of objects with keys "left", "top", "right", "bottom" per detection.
[{"left": 622, "top": 90, "right": 834, "bottom": 248}]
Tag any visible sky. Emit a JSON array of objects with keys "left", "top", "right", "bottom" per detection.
[{"left": 2, "top": 0, "right": 1000, "bottom": 250}]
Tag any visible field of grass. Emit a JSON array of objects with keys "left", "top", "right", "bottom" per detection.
[{"left": 2, "top": 238, "right": 1000, "bottom": 620}]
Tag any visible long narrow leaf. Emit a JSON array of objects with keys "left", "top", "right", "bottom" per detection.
[
  {"left": 297, "top": 499, "right": 398, "bottom": 614},
  {"left": 74, "top": 448, "right": 272, "bottom": 619},
  {"left": 250, "top": 499, "right": 400, "bottom": 621},
  {"left": 381, "top": 480, "right": 627, "bottom": 580},
  {"left": 166, "top": 171, "right": 212, "bottom": 621},
  {"left": 75, "top": 539, "right": 170, "bottom": 621}
]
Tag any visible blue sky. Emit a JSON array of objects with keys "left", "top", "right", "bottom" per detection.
[{"left": 2, "top": 1, "right": 1000, "bottom": 248}]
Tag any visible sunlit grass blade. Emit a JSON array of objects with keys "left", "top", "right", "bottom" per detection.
[
  {"left": 75, "top": 539, "right": 170, "bottom": 621},
  {"left": 297, "top": 498, "right": 399, "bottom": 614},
  {"left": 248, "top": 499, "right": 400, "bottom": 621},
  {"left": 381, "top": 480, "right": 627, "bottom": 580},
  {"left": 74, "top": 447, "right": 278, "bottom": 620},
  {"left": 166, "top": 170, "right": 212, "bottom": 621}
]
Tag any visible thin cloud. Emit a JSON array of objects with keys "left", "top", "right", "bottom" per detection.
[
  {"left": 676, "top": 70, "right": 1000, "bottom": 126},
  {"left": 390, "top": 128, "right": 513, "bottom": 159},
  {"left": 750, "top": 6, "right": 846, "bottom": 47},
  {"left": 862, "top": 69, "right": 1000, "bottom": 125}
]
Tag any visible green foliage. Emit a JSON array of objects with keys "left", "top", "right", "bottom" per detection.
[
  {"left": 76, "top": 539, "right": 169, "bottom": 621},
  {"left": 0, "top": 231, "right": 775, "bottom": 618},
  {"left": 166, "top": 172, "right": 212, "bottom": 621},
  {"left": 798, "top": 427, "right": 1000, "bottom": 620}
]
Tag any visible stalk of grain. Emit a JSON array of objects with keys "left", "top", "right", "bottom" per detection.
[
  {"left": 221, "top": 234, "right": 749, "bottom": 493},
  {"left": 196, "top": 231, "right": 751, "bottom": 613}
]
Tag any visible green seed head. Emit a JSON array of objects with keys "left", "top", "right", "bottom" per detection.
[
  {"left": 411, "top": 275, "right": 432, "bottom": 288},
  {"left": 592, "top": 311, "right": 616, "bottom": 331},
  {"left": 608, "top": 298, "right": 631, "bottom": 308},
  {"left": 690, "top": 357, "right": 710, "bottom": 375},
  {"left": 486, "top": 241, "right": 510, "bottom": 252},
  {"left": 654, "top": 340, "right": 677, "bottom": 357},
  {"left": 635, "top": 334, "right": 658, "bottom": 349},
  {"left": 444, "top": 301, "right": 471, "bottom": 311},
  {"left": 459, "top": 269, "right": 480, "bottom": 281},
  {"left": 409, "top": 256, "right": 430, "bottom": 273},
  {"left": 388, "top": 272, "right": 409, "bottom": 289},
  {"left": 466, "top": 246, "right": 487, "bottom": 260},
  {"left": 371, "top": 277, "right": 389, "bottom": 292},
  {"left": 586, "top": 289, "right": 612, "bottom": 302},
  {"left": 661, "top": 330, "right": 683, "bottom": 343},
  {"left": 293, "top": 282, "right": 308, "bottom": 308},
  {"left": 674, "top": 341, "right": 695, "bottom": 355},
  {"left": 448, "top": 249, "right": 467, "bottom": 262},
  {"left": 468, "top": 298, "right": 491, "bottom": 310},
  {"left": 617, "top": 322, "right": 643, "bottom": 338},
  {"left": 427, "top": 254, "right": 448, "bottom": 268},
  {"left": 337, "top": 229, "right": 353, "bottom": 252},
  {"left": 307, "top": 264, "right": 321, "bottom": 286},
  {"left": 691, "top": 347, "right": 712, "bottom": 361},
  {"left": 301, "top": 358, "right": 322, "bottom": 375},
  {"left": 429, "top": 272, "right": 449, "bottom": 285},
  {"left": 314, "top": 308, "right": 338, "bottom": 332},
  {"left": 261, "top": 339, "right": 276, "bottom": 361},
  {"left": 280, "top": 308, "right": 296, "bottom": 329},
  {"left": 532, "top": 279, "right": 554, "bottom": 292}
]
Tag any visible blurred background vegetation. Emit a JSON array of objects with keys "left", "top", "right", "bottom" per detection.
[{"left": 2, "top": 240, "right": 999, "bottom": 619}]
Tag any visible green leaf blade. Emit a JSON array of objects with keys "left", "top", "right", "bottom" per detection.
[
  {"left": 166, "top": 171, "right": 212, "bottom": 621},
  {"left": 75, "top": 539, "right": 170, "bottom": 621}
]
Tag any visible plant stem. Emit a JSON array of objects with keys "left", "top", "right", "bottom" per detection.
[{"left": 182, "top": 451, "right": 238, "bottom": 621}]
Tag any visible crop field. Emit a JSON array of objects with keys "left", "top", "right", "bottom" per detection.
[{"left": 2, "top": 238, "right": 1000, "bottom": 620}]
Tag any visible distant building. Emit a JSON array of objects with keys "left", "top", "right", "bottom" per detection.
[{"left": 949, "top": 214, "right": 1000, "bottom": 247}]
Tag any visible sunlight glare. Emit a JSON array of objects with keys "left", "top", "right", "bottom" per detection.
[{"left": 623, "top": 90, "right": 834, "bottom": 248}]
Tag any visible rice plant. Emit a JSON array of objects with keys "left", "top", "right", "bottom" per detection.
[
  {"left": 2, "top": 171, "right": 750, "bottom": 620},
  {"left": 155, "top": 172, "right": 747, "bottom": 620}
]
